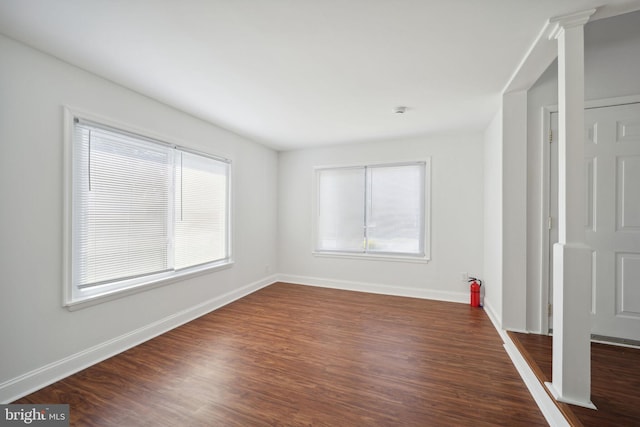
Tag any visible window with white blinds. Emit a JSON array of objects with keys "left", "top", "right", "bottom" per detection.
[
  {"left": 315, "top": 161, "right": 429, "bottom": 259},
  {"left": 66, "top": 113, "right": 231, "bottom": 305}
]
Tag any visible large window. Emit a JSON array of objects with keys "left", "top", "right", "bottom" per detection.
[
  {"left": 64, "top": 110, "right": 231, "bottom": 307},
  {"left": 315, "top": 161, "right": 429, "bottom": 260}
]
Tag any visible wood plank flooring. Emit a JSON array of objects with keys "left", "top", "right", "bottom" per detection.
[
  {"left": 15, "top": 283, "right": 546, "bottom": 426},
  {"left": 510, "top": 331, "right": 640, "bottom": 426}
]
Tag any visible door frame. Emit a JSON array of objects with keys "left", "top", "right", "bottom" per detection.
[{"left": 540, "top": 94, "right": 640, "bottom": 334}]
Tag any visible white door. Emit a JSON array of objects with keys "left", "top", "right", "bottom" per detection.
[{"left": 550, "top": 102, "right": 640, "bottom": 342}]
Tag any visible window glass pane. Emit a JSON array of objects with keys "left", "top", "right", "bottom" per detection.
[
  {"left": 73, "top": 125, "right": 171, "bottom": 287},
  {"left": 175, "top": 152, "right": 228, "bottom": 269},
  {"left": 317, "top": 167, "right": 365, "bottom": 252},
  {"left": 366, "top": 164, "right": 424, "bottom": 255}
]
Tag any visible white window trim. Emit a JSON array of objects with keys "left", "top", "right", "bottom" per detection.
[
  {"left": 62, "top": 107, "right": 234, "bottom": 311},
  {"left": 311, "top": 159, "right": 431, "bottom": 263}
]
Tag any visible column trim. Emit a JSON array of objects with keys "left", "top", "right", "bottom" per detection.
[
  {"left": 550, "top": 8, "right": 596, "bottom": 409},
  {"left": 547, "top": 9, "right": 596, "bottom": 40}
]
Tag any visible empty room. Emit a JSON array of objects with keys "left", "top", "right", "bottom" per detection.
[{"left": 1, "top": 1, "right": 640, "bottom": 426}]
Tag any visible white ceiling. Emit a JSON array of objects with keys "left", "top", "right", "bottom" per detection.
[{"left": 1, "top": 1, "right": 640, "bottom": 150}]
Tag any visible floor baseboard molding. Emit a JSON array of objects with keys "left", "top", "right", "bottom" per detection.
[
  {"left": 0, "top": 275, "right": 278, "bottom": 404},
  {"left": 482, "top": 299, "right": 500, "bottom": 331},
  {"left": 278, "top": 274, "right": 467, "bottom": 304},
  {"left": 467, "top": 297, "right": 570, "bottom": 426},
  {"left": 501, "top": 333, "right": 570, "bottom": 427}
]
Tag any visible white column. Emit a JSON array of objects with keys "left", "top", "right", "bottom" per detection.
[{"left": 545, "top": 9, "right": 596, "bottom": 409}]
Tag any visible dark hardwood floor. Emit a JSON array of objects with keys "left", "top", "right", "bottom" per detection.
[
  {"left": 510, "top": 331, "right": 640, "bottom": 427},
  {"left": 15, "top": 283, "right": 546, "bottom": 426}
]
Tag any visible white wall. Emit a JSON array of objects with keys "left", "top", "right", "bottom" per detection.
[
  {"left": 526, "top": 63, "right": 557, "bottom": 333},
  {"left": 278, "top": 133, "right": 484, "bottom": 301},
  {"left": 483, "top": 110, "right": 503, "bottom": 325},
  {"left": 584, "top": 11, "right": 640, "bottom": 101},
  {"left": 0, "top": 34, "right": 278, "bottom": 401},
  {"left": 525, "top": 10, "right": 640, "bottom": 332},
  {"left": 501, "top": 91, "right": 528, "bottom": 332}
]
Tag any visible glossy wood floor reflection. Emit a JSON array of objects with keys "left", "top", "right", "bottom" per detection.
[
  {"left": 510, "top": 331, "right": 640, "bottom": 426},
  {"left": 16, "top": 283, "right": 546, "bottom": 426}
]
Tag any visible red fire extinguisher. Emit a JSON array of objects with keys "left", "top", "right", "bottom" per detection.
[{"left": 469, "top": 277, "right": 482, "bottom": 307}]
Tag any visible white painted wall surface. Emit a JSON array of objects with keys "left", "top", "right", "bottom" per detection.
[
  {"left": 0, "top": 35, "right": 278, "bottom": 401},
  {"left": 501, "top": 91, "right": 528, "bottom": 333},
  {"left": 525, "top": 10, "right": 640, "bottom": 332},
  {"left": 526, "top": 64, "right": 557, "bottom": 333},
  {"left": 278, "top": 134, "right": 484, "bottom": 301},
  {"left": 584, "top": 11, "right": 640, "bottom": 101},
  {"left": 483, "top": 110, "right": 503, "bottom": 326}
]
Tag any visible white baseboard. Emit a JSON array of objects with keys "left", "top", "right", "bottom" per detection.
[
  {"left": 502, "top": 333, "right": 570, "bottom": 427},
  {"left": 482, "top": 299, "right": 501, "bottom": 331},
  {"left": 544, "top": 381, "right": 597, "bottom": 410},
  {"left": 0, "top": 275, "right": 278, "bottom": 404},
  {"left": 277, "top": 274, "right": 468, "bottom": 303},
  {"left": 474, "top": 297, "right": 570, "bottom": 426}
]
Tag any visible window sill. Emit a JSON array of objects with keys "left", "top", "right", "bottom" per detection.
[
  {"left": 64, "top": 261, "right": 234, "bottom": 311},
  {"left": 312, "top": 251, "right": 430, "bottom": 264}
]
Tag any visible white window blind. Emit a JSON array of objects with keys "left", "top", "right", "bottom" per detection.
[
  {"left": 317, "top": 167, "right": 365, "bottom": 252},
  {"left": 73, "top": 124, "right": 172, "bottom": 287},
  {"left": 316, "top": 162, "right": 426, "bottom": 257},
  {"left": 69, "top": 116, "right": 230, "bottom": 302},
  {"left": 366, "top": 164, "right": 424, "bottom": 254},
  {"left": 174, "top": 151, "right": 229, "bottom": 270}
]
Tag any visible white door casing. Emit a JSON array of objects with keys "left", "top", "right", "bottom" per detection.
[{"left": 550, "top": 102, "right": 640, "bottom": 343}]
